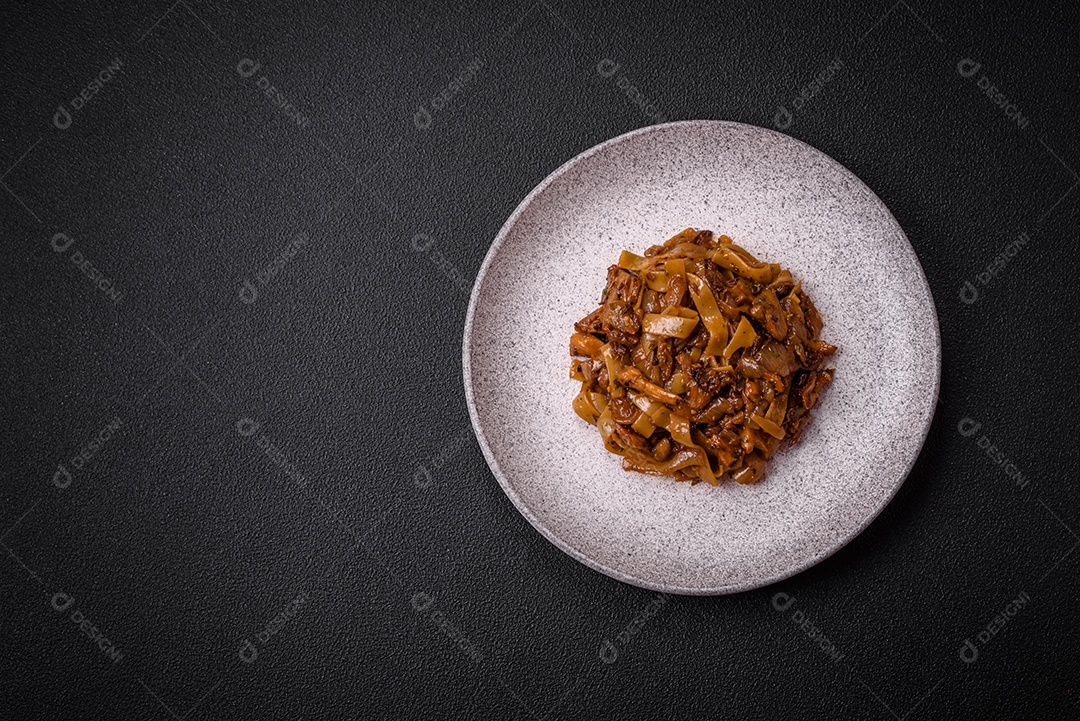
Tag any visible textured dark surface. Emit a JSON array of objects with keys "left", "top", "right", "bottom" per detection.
[{"left": 1, "top": 1, "right": 1078, "bottom": 719}]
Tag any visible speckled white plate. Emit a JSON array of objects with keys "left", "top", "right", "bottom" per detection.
[{"left": 463, "top": 120, "right": 940, "bottom": 595}]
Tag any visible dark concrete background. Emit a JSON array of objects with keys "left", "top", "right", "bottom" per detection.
[{"left": 2, "top": 1, "right": 1078, "bottom": 718}]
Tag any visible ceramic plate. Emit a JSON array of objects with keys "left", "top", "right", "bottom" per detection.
[{"left": 463, "top": 120, "right": 940, "bottom": 595}]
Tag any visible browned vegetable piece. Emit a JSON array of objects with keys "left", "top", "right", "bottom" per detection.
[
  {"left": 574, "top": 307, "right": 604, "bottom": 334},
  {"left": 795, "top": 368, "right": 835, "bottom": 410},
  {"left": 600, "top": 265, "right": 643, "bottom": 346},
  {"left": 570, "top": 332, "right": 604, "bottom": 358},
  {"left": 750, "top": 287, "right": 788, "bottom": 341},
  {"left": 608, "top": 395, "right": 638, "bottom": 424},
  {"left": 731, "top": 452, "right": 766, "bottom": 484},
  {"left": 613, "top": 423, "right": 651, "bottom": 452},
  {"left": 738, "top": 339, "right": 797, "bottom": 379},
  {"left": 660, "top": 273, "right": 688, "bottom": 310}
]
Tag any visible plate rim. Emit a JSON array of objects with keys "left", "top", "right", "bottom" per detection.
[{"left": 462, "top": 119, "right": 942, "bottom": 595}]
